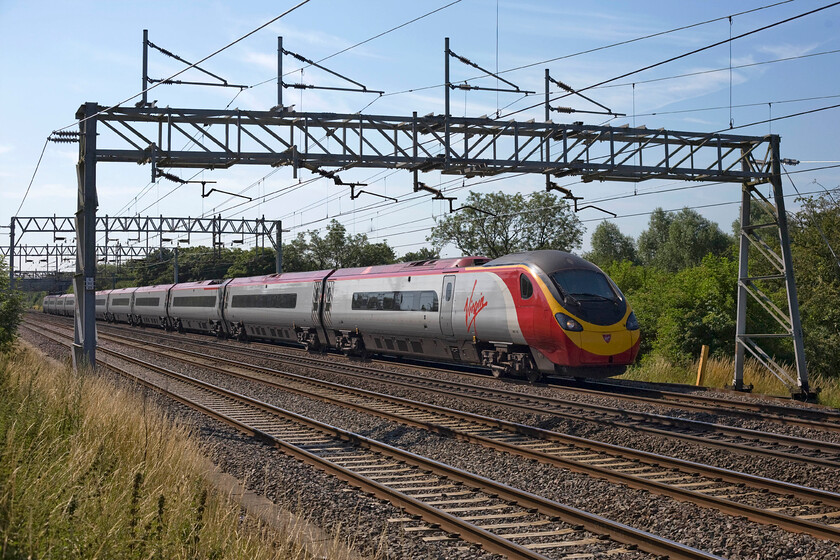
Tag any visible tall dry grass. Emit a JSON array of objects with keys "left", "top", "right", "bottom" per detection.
[
  {"left": 0, "top": 345, "right": 317, "bottom": 559},
  {"left": 620, "top": 354, "right": 840, "bottom": 409}
]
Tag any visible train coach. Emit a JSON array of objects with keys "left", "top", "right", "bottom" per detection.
[{"left": 46, "top": 250, "right": 640, "bottom": 381}]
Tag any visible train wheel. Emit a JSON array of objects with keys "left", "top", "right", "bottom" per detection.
[{"left": 525, "top": 368, "right": 544, "bottom": 384}]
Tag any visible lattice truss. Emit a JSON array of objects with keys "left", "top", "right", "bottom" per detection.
[
  {"left": 6, "top": 214, "right": 279, "bottom": 270},
  {"left": 93, "top": 106, "right": 776, "bottom": 184}
]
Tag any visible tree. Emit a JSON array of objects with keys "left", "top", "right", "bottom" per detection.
[
  {"left": 0, "top": 257, "right": 25, "bottom": 353},
  {"left": 306, "top": 220, "right": 396, "bottom": 269},
  {"left": 637, "top": 208, "right": 673, "bottom": 266},
  {"left": 638, "top": 207, "right": 732, "bottom": 271},
  {"left": 428, "top": 190, "right": 583, "bottom": 258},
  {"left": 603, "top": 255, "right": 737, "bottom": 364},
  {"left": 584, "top": 221, "right": 637, "bottom": 267},
  {"left": 789, "top": 187, "right": 840, "bottom": 378},
  {"left": 401, "top": 247, "right": 440, "bottom": 262},
  {"left": 226, "top": 247, "right": 276, "bottom": 278}
]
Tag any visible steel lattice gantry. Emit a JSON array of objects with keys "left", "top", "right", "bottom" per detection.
[
  {"left": 7, "top": 215, "right": 280, "bottom": 276},
  {"left": 72, "top": 102, "right": 808, "bottom": 395}
]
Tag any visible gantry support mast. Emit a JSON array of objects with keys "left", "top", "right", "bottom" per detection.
[{"left": 71, "top": 99, "right": 808, "bottom": 394}]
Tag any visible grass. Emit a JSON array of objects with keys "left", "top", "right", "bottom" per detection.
[
  {"left": 0, "top": 344, "right": 326, "bottom": 560},
  {"left": 620, "top": 354, "right": 840, "bottom": 409}
]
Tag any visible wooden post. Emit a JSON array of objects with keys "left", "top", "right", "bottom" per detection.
[{"left": 696, "top": 345, "right": 710, "bottom": 386}]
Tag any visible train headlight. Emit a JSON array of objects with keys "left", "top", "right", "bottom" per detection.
[
  {"left": 626, "top": 311, "right": 640, "bottom": 331},
  {"left": 555, "top": 312, "right": 583, "bottom": 332}
]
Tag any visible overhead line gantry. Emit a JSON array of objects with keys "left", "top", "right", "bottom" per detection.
[{"left": 65, "top": 37, "right": 808, "bottom": 398}]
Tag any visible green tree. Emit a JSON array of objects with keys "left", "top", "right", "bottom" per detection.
[
  {"left": 584, "top": 221, "right": 637, "bottom": 267},
  {"left": 307, "top": 220, "right": 395, "bottom": 269},
  {"left": 280, "top": 232, "right": 319, "bottom": 272},
  {"left": 605, "top": 255, "right": 737, "bottom": 364},
  {"left": 0, "top": 258, "right": 25, "bottom": 352},
  {"left": 401, "top": 247, "right": 440, "bottom": 262},
  {"left": 226, "top": 247, "right": 276, "bottom": 278},
  {"left": 278, "top": 220, "right": 396, "bottom": 271},
  {"left": 789, "top": 188, "right": 840, "bottom": 378},
  {"left": 428, "top": 190, "right": 583, "bottom": 258},
  {"left": 638, "top": 207, "right": 732, "bottom": 271},
  {"left": 637, "top": 208, "right": 673, "bottom": 266}
]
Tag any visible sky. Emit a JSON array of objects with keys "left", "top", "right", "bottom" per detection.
[{"left": 1, "top": 0, "right": 839, "bottom": 272}]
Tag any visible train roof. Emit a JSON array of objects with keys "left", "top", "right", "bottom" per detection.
[
  {"left": 330, "top": 257, "right": 489, "bottom": 279},
  {"left": 134, "top": 284, "right": 174, "bottom": 292},
  {"left": 483, "top": 250, "right": 600, "bottom": 273},
  {"left": 109, "top": 287, "right": 139, "bottom": 295},
  {"left": 170, "top": 279, "right": 228, "bottom": 290},
  {"left": 227, "top": 269, "right": 333, "bottom": 286}
]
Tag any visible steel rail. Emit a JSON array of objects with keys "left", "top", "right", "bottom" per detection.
[
  {"left": 90, "top": 317, "right": 840, "bottom": 431},
  {"left": 26, "top": 319, "right": 840, "bottom": 542},
  {"left": 81, "top": 326, "right": 840, "bottom": 542},
  {"left": 92, "top": 320, "right": 840, "bottom": 467},
  {"left": 31, "top": 316, "right": 840, "bottom": 466},
  {"left": 24, "top": 322, "right": 721, "bottom": 560}
]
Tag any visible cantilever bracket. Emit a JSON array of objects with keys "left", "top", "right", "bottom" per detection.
[
  {"left": 547, "top": 180, "right": 616, "bottom": 217},
  {"left": 154, "top": 170, "right": 251, "bottom": 201},
  {"left": 545, "top": 71, "right": 624, "bottom": 118},
  {"left": 413, "top": 175, "right": 495, "bottom": 216},
  {"left": 280, "top": 39, "right": 384, "bottom": 96},
  {"left": 139, "top": 29, "right": 246, "bottom": 107},
  {"left": 349, "top": 184, "right": 398, "bottom": 203},
  {"left": 447, "top": 42, "right": 534, "bottom": 95}
]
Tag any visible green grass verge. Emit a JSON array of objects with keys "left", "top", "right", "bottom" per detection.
[
  {"left": 0, "top": 345, "right": 308, "bottom": 559},
  {"left": 620, "top": 354, "right": 840, "bottom": 409}
]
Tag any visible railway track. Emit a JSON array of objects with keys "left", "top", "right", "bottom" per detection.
[
  {"left": 26, "top": 319, "right": 840, "bottom": 543},
  {"left": 44, "top": 316, "right": 840, "bottom": 469},
  {"left": 23, "top": 322, "right": 722, "bottom": 560},
  {"left": 82, "top": 316, "right": 840, "bottom": 433}
]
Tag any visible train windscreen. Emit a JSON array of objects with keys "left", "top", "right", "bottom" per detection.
[{"left": 549, "top": 269, "right": 626, "bottom": 326}]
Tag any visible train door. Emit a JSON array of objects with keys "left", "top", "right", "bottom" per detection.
[
  {"left": 323, "top": 280, "right": 334, "bottom": 329},
  {"left": 311, "top": 281, "right": 322, "bottom": 324},
  {"left": 440, "top": 275, "right": 456, "bottom": 338}
]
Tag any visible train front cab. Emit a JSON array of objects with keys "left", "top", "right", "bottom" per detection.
[{"left": 483, "top": 251, "right": 641, "bottom": 380}]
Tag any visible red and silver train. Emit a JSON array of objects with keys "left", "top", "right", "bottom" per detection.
[{"left": 43, "top": 250, "right": 640, "bottom": 381}]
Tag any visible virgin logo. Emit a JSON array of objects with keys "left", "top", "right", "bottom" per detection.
[{"left": 464, "top": 280, "right": 488, "bottom": 334}]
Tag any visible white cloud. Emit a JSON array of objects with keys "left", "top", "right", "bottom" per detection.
[
  {"left": 242, "top": 51, "right": 277, "bottom": 72},
  {"left": 757, "top": 43, "right": 818, "bottom": 60},
  {"left": 0, "top": 145, "right": 13, "bottom": 155}
]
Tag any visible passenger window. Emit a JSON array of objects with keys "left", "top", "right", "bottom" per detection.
[
  {"left": 445, "top": 283, "right": 453, "bottom": 302},
  {"left": 520, "top": 274, "right": 533, "bottom": 300}
]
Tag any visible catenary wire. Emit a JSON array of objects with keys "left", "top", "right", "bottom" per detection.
[
  {"left": 250, "top": 0, "right": 463, "bottom": 87},
  {"left": 115, "top": 3, "right": 829, "bottom": 230},
  {"left": 54, "top": 0, "right": 313, "bottom": 132},
  {"left": 361, "top": 0, "right": 799, "bottom": 110},
  {"left": 499, "top": 2, "right": 840, "bottom": 120},
  {"left": 13, "top": 138, "right": 49, "bottom": 218}
]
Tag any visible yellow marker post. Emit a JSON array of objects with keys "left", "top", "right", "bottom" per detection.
[{"left": 696, "top": 345, "right": 710, "bottom": 386}]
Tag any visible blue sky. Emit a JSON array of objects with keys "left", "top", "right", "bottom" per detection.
[{"left": 1, "top": 0, "right": 839, "bottom": 270}]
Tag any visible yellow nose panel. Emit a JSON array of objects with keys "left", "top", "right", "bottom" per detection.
[{"left": 578, "top": 329, "right": 639, "bottom": 356}]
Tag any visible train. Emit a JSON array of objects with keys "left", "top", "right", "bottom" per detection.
[{"left": 42, "top": 250, "right": 641, "bottom": 381}]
